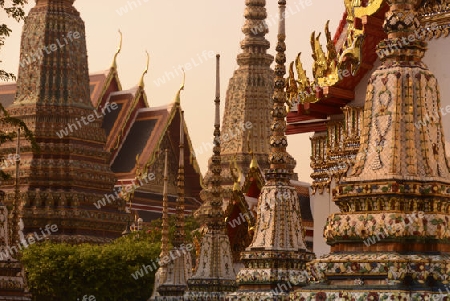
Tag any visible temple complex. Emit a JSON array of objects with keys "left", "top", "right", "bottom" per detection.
[{"left": 17, "top": 0, "right": 443, "bottom": 298}]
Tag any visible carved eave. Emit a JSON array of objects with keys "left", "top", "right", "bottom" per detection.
[
  {"left": 419, "top": 0, "right": 450, "bottom": 38},
  {"left": 287, "top": 4, "right": 388, "bottom": 134},
  {"left": 287, "top": 0, "right": 450, "bottom": 136},
  {"left": 101, "top": 86, "right": 147, "bottom": 158},
  {"left": 112, "top": 103, "right": 203, "bottom": 200},
  {"left": 90, "top": 68, "right": 123, "bottom": 109}
]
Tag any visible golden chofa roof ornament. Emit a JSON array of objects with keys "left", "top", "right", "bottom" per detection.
[
  {"left": 111, "top": 29, "right": 122, "bottom": 70},
  {"left": 287, "top": 0, "right": 385, "bottom": 107},
  {"left": 138, "top": 50, "right": 150, "bottom": 88}
]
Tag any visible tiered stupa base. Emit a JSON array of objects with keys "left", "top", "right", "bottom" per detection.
[
  {"left": 155, "top": 246, "right": 192, "bottom": 301},
  {"left": 293, "top": 252, "right": 450, "bottom": 300},
  {"left": 0, "top": 261, "right": 32, "bottom": 301},
  {"left": 184, "top": 231, "right": 236, "bottom": 301},
  {"left": 226, "top": 182, "right": 315, "bottom": 300}
]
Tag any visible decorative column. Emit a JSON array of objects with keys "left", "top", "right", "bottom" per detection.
[
  {"left": 185, "top": 55, "right": 237, "bottom": 300},
  {"left": 226, "top": 1, "right": 315, "bottom": 300}
]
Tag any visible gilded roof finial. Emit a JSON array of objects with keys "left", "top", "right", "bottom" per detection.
[
  {"left": 231, "top": 155, "right": 242, "bottom": 191},
  {"left": 174, "top": 69, "right": 185, "bottom": 105},
  {"left": 138, "top": 50, "right": 150, "bottom": 88},
  {"left": 246, "top": 131, "right": 259, "bottom": 170},
  {"left": 173, "top": 111, "right": 186, "bottom": 247},
  {"left": 111, "top": 29, "right": 122, "bottom": 69},
  {"left": 160, "top": 149, "right": 169, "bottom": 259}
]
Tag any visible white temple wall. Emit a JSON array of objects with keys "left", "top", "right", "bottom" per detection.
[
  {"left": 310, "top": 141, "right": 341, "bottom": 257},
  {"left": 423, "top": 38, "right": 450, "bottom": 157}
]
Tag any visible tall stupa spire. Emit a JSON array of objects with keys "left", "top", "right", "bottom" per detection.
[
  {"left": 185, "top": 55, "right": 237, "bottom": 300},
  {"left": 208, "top": 0, "right": 275, "bottom": 188},
  {"left": 174, "top": 111, "right": 185, "bottom": 247},
  {"left": 0, "top": 0, "right": 128, "bottom": 242},
  {"left": 293, "top": 0, "right": 450, "bottom": 299},
  {"left": 227, "top": 2, "right": 314, "bottom": 299},
  {"left": 160, "top": 149, "right": 170, "bottom": 260},
  {"left": 155, "top": 101, "right": 193, "bottom": 300}
]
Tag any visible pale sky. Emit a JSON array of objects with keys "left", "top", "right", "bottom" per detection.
[{"left": 1, "top": 0, "right": 346, "bottom": 182}]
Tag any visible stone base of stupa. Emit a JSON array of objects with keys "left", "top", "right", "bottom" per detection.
[
  {"left": 0, "top": 261, "right": 32, "bottom": 301},
  {"left": 291, "top": 252, "right": 450, "bottom": 300},
  {"left": 184, "top": 231, "right": 237, "bottom": 300},
  {"left": 225, "top": 250, "right": 314, "bottom": 301},
  {"left": 155, "top": 246, "right": 192, "bottom": 300}
]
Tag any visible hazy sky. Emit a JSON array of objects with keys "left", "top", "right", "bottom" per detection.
[{"left": 1, "top": 0, "right": 346, "bottom": 182}]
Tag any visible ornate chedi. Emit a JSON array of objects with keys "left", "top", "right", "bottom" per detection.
[
  {"left": 226, "top": 2, "right": 315, "bottom": 300},
  {"left": 155, "top": 109, "right": 193, "bottom": 300},
  {"left": 205, "top": 0, "right": 275, "bottom": 188},
  {"left": 0, "top": 0, "right": 128, "bottom": 242},
  {"left": 185, "top": 55, "right": 237, "bottom": 300},
  {"left": 292, "top": 0, "right": 450, "bottom": 299}
]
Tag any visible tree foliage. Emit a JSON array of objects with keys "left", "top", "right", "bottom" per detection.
[
  {"left": 0, "top": 0, "right": 28, "bottom": 81},
  {"left": 0, "top": 1, "right": 37, "bottom": 183},
  {"left": 0, "top": 102, "right": 38, "bottom": 181},
  {"left": 21, "top": 216, "right": 200, "bottom": 301}
]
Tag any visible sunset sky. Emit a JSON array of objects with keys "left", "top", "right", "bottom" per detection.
[{"left": 1, "top": 0, "right": 346, "bottom": 182}]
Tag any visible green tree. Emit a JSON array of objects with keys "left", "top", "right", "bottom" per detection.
[
  {"left": 21, "top": 216, "right": 200, "bottom": 301},
  {"left": 0, "top": 103, "right": 38, "bottom": 180},
  {"left": 0, "top": 0, "right": 28, "bottom": 81},
  {"left": 21, "top": 232, "right": 160, "bottom": 301},
  {"left": 0, "top": 0, "right": 37, "bottom": 182}
]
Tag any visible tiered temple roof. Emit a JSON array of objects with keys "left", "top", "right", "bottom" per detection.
[{"left": 0, "top": 45, "right": 204, "bottom": 227}]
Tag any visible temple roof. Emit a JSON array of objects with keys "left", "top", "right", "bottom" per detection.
[
  {"left": 286, "top": 4, "right": 388, "bottom": 134},
  {"left": 0, "top": 69, "right": 204, "bottom": 215}
]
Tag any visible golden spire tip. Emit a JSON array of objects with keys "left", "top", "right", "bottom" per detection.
[
  {"left": 138, "top": 50, "right": 150, "bottom": 88},
  {"left": 111, "top": 29, "right": 122, "bottom": 69}
]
